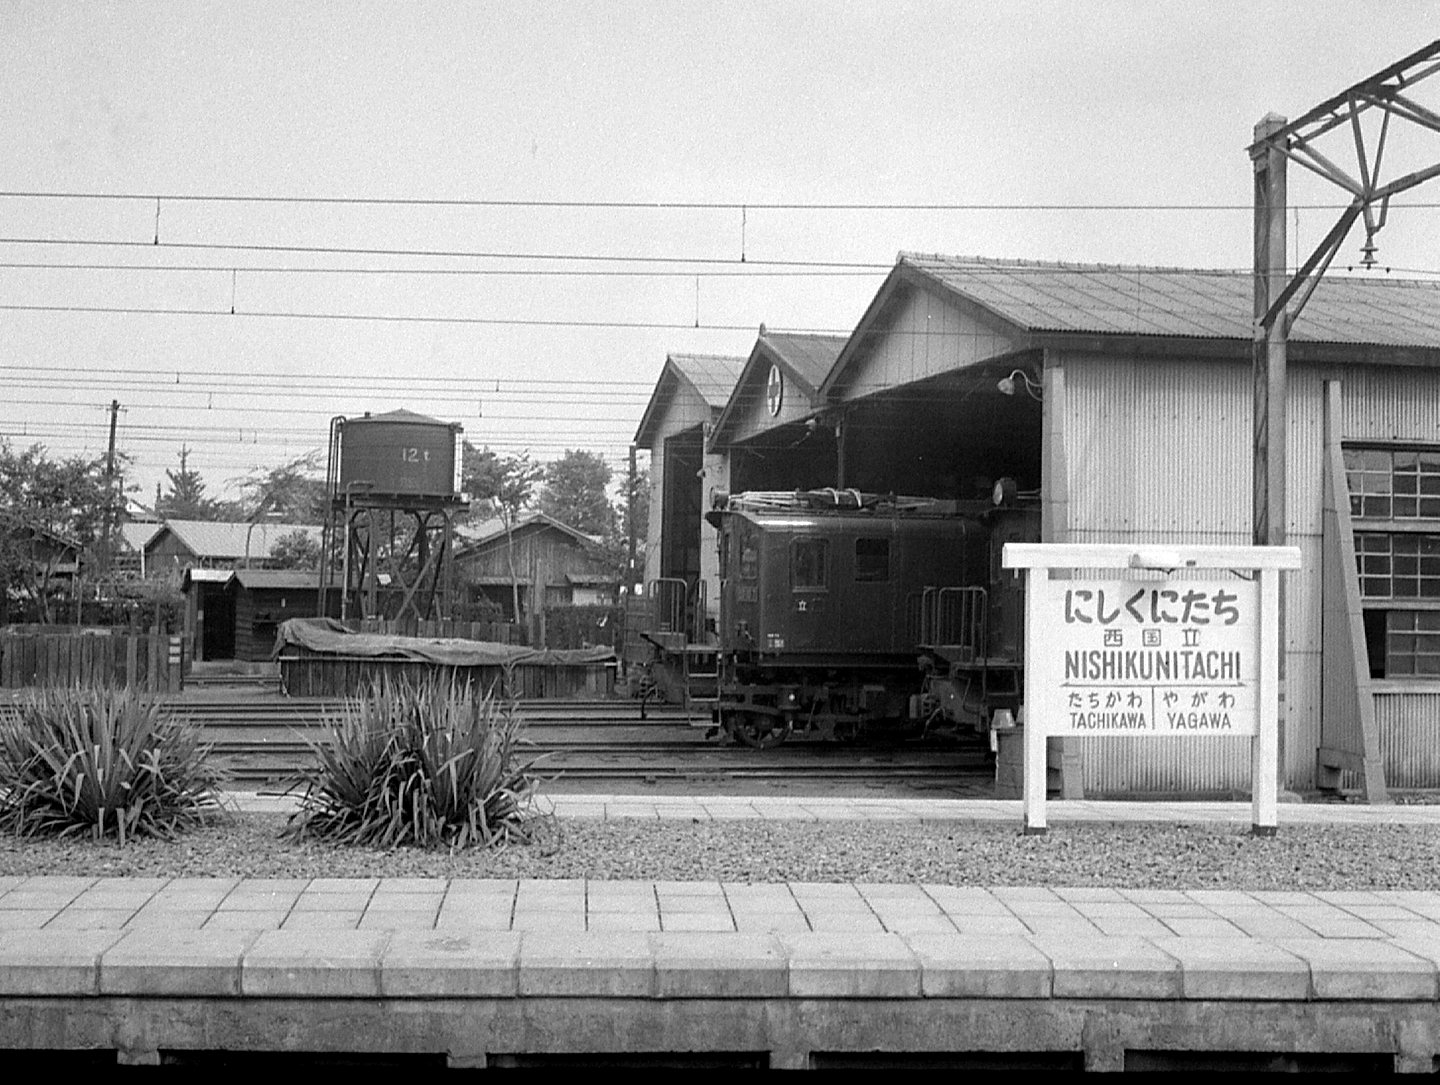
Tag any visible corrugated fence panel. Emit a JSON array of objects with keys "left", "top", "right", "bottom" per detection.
[
  {"left": 1375, "top": 691, "right": 1440, "bottom": 789},
  {"left": 1075, "top": 735, "right": 1253, "bottom": 795}
]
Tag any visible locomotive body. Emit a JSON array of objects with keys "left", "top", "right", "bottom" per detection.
[{"left": 704, "top": 489, "right": 1010, "bottom": 747}]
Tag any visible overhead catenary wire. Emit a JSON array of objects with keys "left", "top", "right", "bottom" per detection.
[{"left": 3, "top": 189, "right": 1439, "bottom": 210}]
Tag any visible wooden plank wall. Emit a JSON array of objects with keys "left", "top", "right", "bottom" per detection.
[
  {"left": 342, "top": 618, "right": 525, "bottom": 644},
  {"left": 0, "top": 632, "right": 184, "bottom": 692},
  {"left": 277, "top": 654, "right": 614, "bottom": 700}
]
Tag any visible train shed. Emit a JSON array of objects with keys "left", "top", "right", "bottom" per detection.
[
  {"left": 812, "top": 252, "right": 1440, "bottom": 796},
  {"left": 706, "top": 329, "right": 848, "bottom": 494},
  {"left": 633, "top": 352, "right": 745, "bottom": 634}
]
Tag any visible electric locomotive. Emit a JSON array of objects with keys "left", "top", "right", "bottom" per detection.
[{"left": 702, "top": 487, "right": 1038, "bottom": 747}]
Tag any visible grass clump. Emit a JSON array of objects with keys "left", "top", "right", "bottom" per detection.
[
  {"left": 0, "top": 686, "right": 226, "bottom": 842},
  {"left": 283, "top": 675, "right": 541, "bottom": 849}
]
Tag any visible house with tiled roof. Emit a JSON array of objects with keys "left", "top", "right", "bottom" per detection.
[
  {"left": 145, "top": 520, "right": 324, "bottom": 573},
  {"left": 454, "top": 512, "right": 618, "bottom": 632}
]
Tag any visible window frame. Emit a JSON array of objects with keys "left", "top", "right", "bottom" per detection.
[
  {"left": 1343, "top": 442, "right": 1440, "bottom": 679},
  {"left": 790, "top": 535, "right": 829, "bottom": 592}
]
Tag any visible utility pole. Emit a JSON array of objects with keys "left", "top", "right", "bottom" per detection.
[
  {"left": 100, "top": 399, "right": 120, "bottom": 575},
  {"left": 1249, "top": 40, "right": 1440, "bottom": 797},
  {"left": 627, "top": 444, "right": 637, "bottom": 588}
]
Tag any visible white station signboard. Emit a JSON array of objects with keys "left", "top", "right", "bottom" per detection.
[
  {"left": 1003, "top": 543, "right": 1302, "bottom": 837},
  {"left": 1028, "top": 577, "right": 1259, "bottom": 736}
]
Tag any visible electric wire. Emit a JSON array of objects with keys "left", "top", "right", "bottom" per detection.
[{"left": 4, "top": 189, "right": 1439, "bottom": 210}]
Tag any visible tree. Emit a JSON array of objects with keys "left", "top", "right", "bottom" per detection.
[
  {"left": 267, "top": 529, "right": 322, "bottom": 571},
  {"left": 0, "top": 441, "right": 111, "bottom": 623},
  {"left": 233, "top": 452, "right": 327, "bottom": 523},
  {"left": 156, "top": 446, "right": 221, "bottom": 520},
  {"left": 465, "top": 445, "right": 542, "bottom": 622},
  {"left": 537, "top": 449, "right": 617, "bottom": 537}
]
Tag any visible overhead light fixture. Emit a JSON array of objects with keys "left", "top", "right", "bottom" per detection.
[{"left": 997, "top": 368, "right": 1042, "bottom": 401}]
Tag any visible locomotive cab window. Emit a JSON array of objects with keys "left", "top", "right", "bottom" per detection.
[
  {"left": 791, "top": 537, "right": 828, "bottom": 591},
  {"left": 854, "top": 537, "right": 890, "bottom": 582},
  {"left": 1345, "top": 445, "right": 1440, "bottom": 678}
]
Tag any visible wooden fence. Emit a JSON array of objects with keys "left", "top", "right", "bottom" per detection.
[
  {"left": 278, "top": 652, "right": 614, "bottom": 700},
  {"left": 0, "top": 630, "right": 185, "bottom": 693},
  {"left": 341, "top": 618, "right": 525, "bottom": 644}
]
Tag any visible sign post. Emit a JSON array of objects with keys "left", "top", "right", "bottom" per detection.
[{"left": 1004, "top": 543, "right": 1302, "bottom": 836}]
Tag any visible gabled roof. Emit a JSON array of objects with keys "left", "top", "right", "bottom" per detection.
[
  {"left": 633, "top": 353, "right": 746, "bottom": 447},
  {"left": 181, "top": 567, "right": 326, "bottom": 591},
  {"left": 823, "top": 252, "right": 1440, "bottom": 397},
  {"left": 231, "top": 569, "right": 322, "bottom": 591},
  {"left": 147, "top": 520, "right": 323, "bottom": 561},
  {"left": 119, "top": 521, "right": 162, "bottom": 553},
  {"left": 710, "top": 329, "right": 847, "bottom": 447},
  {"left": 456, "top": 512, "right": 600, "bottom": 556}
]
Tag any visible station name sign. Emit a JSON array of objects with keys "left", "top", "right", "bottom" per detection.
[{"left": 1029, "top": 578, "right": 1259, "bottom": 735}]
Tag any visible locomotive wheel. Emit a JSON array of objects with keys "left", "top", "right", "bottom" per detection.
[{"left": 732, "top": 711, "right": 790, "bottom": 749}]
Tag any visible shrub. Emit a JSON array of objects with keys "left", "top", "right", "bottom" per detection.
[
  {"left": 0, "top": 687, "right": 226, "bottom": 841},
  {"left": 283, "top": 674, "right": 541, "bottom": 849}
]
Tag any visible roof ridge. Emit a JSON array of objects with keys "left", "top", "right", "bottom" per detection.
[{"left": 898, "top": 251, "right": 1440, "bottom": 286}]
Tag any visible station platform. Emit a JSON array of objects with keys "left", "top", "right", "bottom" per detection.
[{"left": 4, "top": 795, "right": 1440, "bottom": 1069}]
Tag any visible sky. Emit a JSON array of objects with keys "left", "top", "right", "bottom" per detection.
[{"left": 1, "top": 1, "right": 1437, "bottom": 508}]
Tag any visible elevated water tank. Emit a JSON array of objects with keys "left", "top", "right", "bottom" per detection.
[{"left": 336, "top": 409, "right": 463, "bottom": 500}]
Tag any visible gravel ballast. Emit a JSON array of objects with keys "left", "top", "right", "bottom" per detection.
[{"left": 4, "top": 809, "right": 1440, "bottom": 891}]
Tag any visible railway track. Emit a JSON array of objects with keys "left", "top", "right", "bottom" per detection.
[{"left": 1, "top": 694, "right": 995, "bottom": 790}]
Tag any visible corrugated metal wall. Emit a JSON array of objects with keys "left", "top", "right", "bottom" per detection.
[
  {"left": 1060, "top": 353, "right": 1324, "bottom": 792},
  {"left": 1061, "top": 355, "right": 1440, "bottom": 794},
  {"left": 1376, "top": 691, "right": 1440, "bottom": 788}
]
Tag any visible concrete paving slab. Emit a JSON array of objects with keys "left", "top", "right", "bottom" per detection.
[
  {"left": 804, "top": 912, "right": 887, "bottom": 934},
  {"left": 366, "top": 893, "right": 444, "bottom": 912},
  {"left": 1033, "top": 936, "right": 1181, "bottom": 999},
  {"left": 292, "top": 892, "right": 373, "bottom": 912},
  {"left": 1158, "top": 917, "right": 1248, "bottom": 939},
  {"left": 587, "top": 911, "right": 662, "bottom": 932},
  {"left": 280, "top": 911, "right": 363, "bottom": 930},
  {"left": 732, "top": 913, "right": 812, "bottom": 934},
  {"left": 782, "top": 932, "right": 920, "bottom": 998},
  {"left": 1150, "top": 936, "right": 1311, "bottom": 1000},
  {"left": 0, "top": 890, "right": 89, "bottom": 911},
  {"left": 44, "top": 908, "right": 135, "bottom": 930},
  {"left": 948, "top": 916, "right": 1033, "bottom": 937},
  {"left": 0, "top": 910, "right": 57, "bottom": 930},
  {"left": 203, "top": 908, "right": 288, "bottom": 930},
  {"left": 517, "top": 932, "right": 654, "bottom": 996},
  {"left": 445, "top": 878, "right": 518, "bottom": 898},
  {"left": 122, "top": 908, "right": 212, "bottom": 930},
  {"left": 1274, "top": 938, "right": 1437, "bottom": 1000},
  {"left": 651, "top": 932, "right": 787, "bottom": 998},
  {"left": 0, "top": 928, "right": 125, "bottom": 995},
  {"left": 660, "top": 912, "right": 737, "bottom": 933},
  {"left": 100, "top": 928, "right": 260, "bottom": 996},
  {"left": 380, "top": 930, "right": 521, "bottom": 997},
  {"left": 511, "top": 910, "right": 587, "bottom": 933},
  {"left": 359, "top": 909, "right": 438, "bottom": 930},
  {"left": 242, "top": 929, "right": 393, "bottom": 997},
  {"left": 905, "top": 933, "right": 1053, "bottom": 998},
  {"left": 306, "top": 877, "right": 379, "bottom": 893}
]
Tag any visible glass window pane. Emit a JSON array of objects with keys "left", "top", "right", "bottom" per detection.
[
  {"left": 792, "top": 537, "right": 828, "bottom": 590},
  {"left": 854, "top": 537, "right": 890, "bottom": 582},
  {"left": 1364, "top": 496, "right": 1392, "bottom": 518}
]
